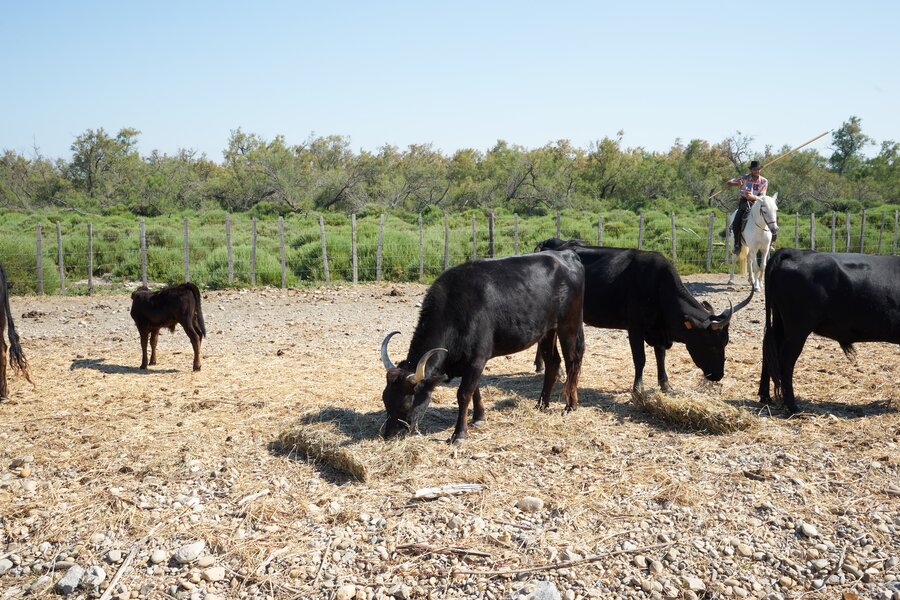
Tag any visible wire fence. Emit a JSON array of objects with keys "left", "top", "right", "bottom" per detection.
[{"left": 1, "top": 209, "right": 898, "bottom": 295}]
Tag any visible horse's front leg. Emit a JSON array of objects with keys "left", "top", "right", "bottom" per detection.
[{"left": 758, "top": 238, "right": 771, "bottom": 290}]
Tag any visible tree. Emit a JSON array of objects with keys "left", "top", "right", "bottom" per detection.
[{"left": 830, "top": 116, "right": 872, "bottom": 175}]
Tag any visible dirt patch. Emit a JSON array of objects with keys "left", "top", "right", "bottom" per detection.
[{"left": 0, "top": 276, "right": 897, "bottom": 599}]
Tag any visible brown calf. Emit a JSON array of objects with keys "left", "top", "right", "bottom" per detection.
[
  {"left": 0, "top": 263, "right": 31, "bottom": 400},
  {"left": 130, "top": 283, "right": 207, "bottom": 371}
]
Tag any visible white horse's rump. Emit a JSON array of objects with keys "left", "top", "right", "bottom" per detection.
[{"left": 733, "top": 193, "right": 779, "bottom": 291}]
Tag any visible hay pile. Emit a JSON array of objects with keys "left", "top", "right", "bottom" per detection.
[
  {"left": 632, "top": 388, "right": 757, "bottom": 433},
  {"left": 277, "top": 408, "right": 431, "bottom": 482}
]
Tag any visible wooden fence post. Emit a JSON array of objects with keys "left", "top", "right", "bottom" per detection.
[
  {"left": 598, "top": 215, "right": 603, "bottom": 247},
  {"left": 251, "top": 216, "right": 257, "bottom": 286},
  {"left": 88, "top": 223, "right": 94, "bottom": 296},
  {"left": 471, "top": 214, "right": 477, "bottom": 259},
  {"left": 443, "top": 214, "right": 449, "bottom": 271},
  {"left": 556, "top": 211, "right": 561, "bottom": 238},
  {"left": 830, "top": 211, "right": 836, "bottom": 252},
  {"left": 637, "top": 214, "right": 644, "bottom": 250},
  {"left": 670, "top": 212, "right": 677, "bottom": 262},
  {"left": 376, "top": 213, "right": 384, "bottom": 282},
  {"left": 488, "top": 211, "right": 495, "bottom": 258},
  {"left": 279, "top": 215, "right": 286, "bottom": 289},
  {"left": 894, "top": 210, "right": 899, "bottom": 256},
  {"left": 56, "top": 222, "right": 65, "bottom": 295},
  {"left": 859, "top": 209, "right": 867, "bottom": 253},
  {"left": 139, "top": 219, "right": 148, "bottom": 287},
  {"left": 36, "top": 224, "right": 43, "bottom": 295},
  {"left": 793, "top": 212, "right": 799, "bottom": 248},
  {"left": 351, "top": 214, "right": 358, "bottom": 284},
  {"left": 809, "top": 214, "right": 815, "bottom": 251},
  {"left": 845, "top": 211, "right": 851, "bottom": 253},
  {"left": 418, "top": 213, "right": 424, "bottom": 281},
  {"left": 514, "top": 213, "right": 519, "bottom": 254},
  {"left": 319, "top": 215, "right": 330, "bottom": 285},
  {"left": 183, "top": 217, "right": 189, "bottom": 283},
  {"left": 877, "top": 211, "right": 885, "bottom": 255},
  {"left": 706, "top": 213, "right": 714, "bottom": 271},
  {"left": 226, "top": 215, "right": 233, "bottom": 284}
]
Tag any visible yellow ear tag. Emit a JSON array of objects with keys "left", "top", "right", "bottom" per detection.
[{"left": 684, "top": 320, "right": 693, "bottom": 330}]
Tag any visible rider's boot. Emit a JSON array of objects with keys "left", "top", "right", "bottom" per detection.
[{"left": 732, "top": 207, "right": 746, "bottom": 254}]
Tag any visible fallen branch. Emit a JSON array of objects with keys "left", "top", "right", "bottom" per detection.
[
  {"left": 396, "top": 543, "right": 491, "bottom": 558},
  {"left": 238, "top": 488, "right": 271, "bottom": 506},
  {"left": 256, "top": 545, "right": 291, "bottom": 575},
  {"left": 98, "top": 547, "right": 137, "bottom": 600},
  {"left": 312, "top": 538, "right": 333, "bottom": 586},
  {"left": 452, "top": 542, "right": 673, "bottom": 577},
  {"left": 413, "top": 483, "right": 483, "bottom": 500}
]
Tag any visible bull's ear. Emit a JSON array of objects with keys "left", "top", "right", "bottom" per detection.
[
  {"left": 684, "top": 316, "right": 704, "bottom": 330},
  {"left": 414, "top": 373, "right": 445, "bottom": 394}
]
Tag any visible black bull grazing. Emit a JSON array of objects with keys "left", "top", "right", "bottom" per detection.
[
  {"left": 534, "top": 239, "right": 752, "bottom": 391},
  {"left": 130, "top": 283, "right": 207, "bottom": 371},
  {"left": 0, "top": 264, "right": 32, "bottom": 400},
  {"left": 380, "top": 251, "right": 585, "bottom": 444},
  {"left": 760, "top": 249, "right": 900, "bottom": 413}
]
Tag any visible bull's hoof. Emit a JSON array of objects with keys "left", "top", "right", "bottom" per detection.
[
  {"left": 759, "top": 395, "right": 773, "bottom": 405},
  {"left": 563, "top": 405, "right": 577, "bottom": 414},
  {"left": 536, "top": 402, "right": 550, "bottom": 412},
  {"left": 139, "top": 365, "right": 148, "bottom": 370},
  {"left": 470, "top": 419, "right": 486, "bottom": 429},
  {"left": 449, "top": 434, "right": 466, "bottom": 446},
  {"left": 534, "top": 366, "right": 544, "bottom": 374},
  {"left": 660, "top": 383, "right": 675, "bottom": 395},
  {"left": 149, "top": 360, "right": 157, "bottom": 366},
  {"left": 193, "top": 366, "right": 201, "bottom": 372}
]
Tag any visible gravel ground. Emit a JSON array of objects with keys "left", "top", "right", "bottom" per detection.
[{"left": 0, "top": 274, "right": 898, "bottom": 600}]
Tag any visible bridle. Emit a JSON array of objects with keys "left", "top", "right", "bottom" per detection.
[{"left": 753, "top": 199, "right": 778, "bottom": 232}]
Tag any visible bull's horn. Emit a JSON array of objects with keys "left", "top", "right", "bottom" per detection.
[
  {"left": 722, "top": 288, "right": 753, "bottom": 318},
  {"left": 410, "top": 348, "right": 448, "bottom": 384},
  {"left": 381, "top": 331, "right": 401, "bottom": 370}
]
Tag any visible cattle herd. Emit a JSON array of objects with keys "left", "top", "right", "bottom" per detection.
[{"left": 0, "top": 241, "right": 898, "bottom": 441}]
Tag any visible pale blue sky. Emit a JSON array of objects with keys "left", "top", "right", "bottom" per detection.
[{"left": 2, "top": 1, "right": 897, "bottom": 161}]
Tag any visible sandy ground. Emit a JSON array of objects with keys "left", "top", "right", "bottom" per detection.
[{"left": 0, "top": 274, "right": 898, "bottom": 600}]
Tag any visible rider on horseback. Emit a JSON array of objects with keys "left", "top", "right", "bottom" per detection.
[{"left": 727, "top": 160, "right": 769, "bottom": 254}]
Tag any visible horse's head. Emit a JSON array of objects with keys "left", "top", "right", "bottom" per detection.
[{"left": 758, "top": 192, "right": 779, "bottom": 235}]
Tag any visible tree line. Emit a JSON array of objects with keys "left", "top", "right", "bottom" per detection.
[{"left": 1, "top": 116, "right": 896, "bottom": 219}]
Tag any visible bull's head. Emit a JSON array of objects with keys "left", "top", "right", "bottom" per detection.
[
  {"left": 380, "top": 331, "right": 447, "bottom": 439},
  {"left": 682, "top": 291, "right": 753, "bottom": 381}
]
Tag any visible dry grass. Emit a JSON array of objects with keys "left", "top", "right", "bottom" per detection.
[
  {"left": 632, "top": 388, "right": 757, "bottom": 434},
  {"left": 0, "top": 279, "right": 897, "bottom": 597}
]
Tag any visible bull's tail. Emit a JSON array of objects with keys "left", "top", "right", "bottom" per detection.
[
  {"left": 762, "top": 257, "right": 781, "bottom": 401},
  {"left": 187, "top": 282, "right": 206, "bottom": 338},
  {"left": 1, "top": 264, "right": 32, "bottom": 384}
]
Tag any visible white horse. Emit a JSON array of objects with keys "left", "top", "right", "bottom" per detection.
[{"left": 734, "top": 192, "right": 779, "bottom": 292}]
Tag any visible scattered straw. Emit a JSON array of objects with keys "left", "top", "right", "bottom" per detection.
[{"left": 632, "top": 388, "right": 756, "bottom": 434}]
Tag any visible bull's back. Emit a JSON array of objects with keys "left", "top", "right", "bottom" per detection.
[
  {"left": 425, "top": 253, "right": 583, "bottom": 355},
  {"left": 767, "top": 250, "right": 900, "bottom": 343}
]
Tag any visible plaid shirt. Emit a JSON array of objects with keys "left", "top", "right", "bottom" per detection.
[{"left": 739, "top": 174, "right": 768, "bottom": 200}]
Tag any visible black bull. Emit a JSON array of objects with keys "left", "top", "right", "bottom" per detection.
[
  {"left": 380, "top": 251, "right": 585, "bottom": 444},
  {"left": 534, "top": 239, "right": 752, "bottom": 391},
  {"left": 760, "top": 249, "right": 900, "bottom": 413}
]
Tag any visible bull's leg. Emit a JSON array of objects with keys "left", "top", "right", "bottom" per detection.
[
  {"left": 149, "top": 329, "right": 160, "bottom": 365},
  {"left": 534, "top": 346, "right": 544, "bottom": 373},
  {"left": 0, "top": 336, "right": 8, "bottom": 400},
  {"left": 181, "top": 321, "right": 202, "bottom": 371},
  {"left": 139, "top": 329, "right": 150, "bottom": 369},
  {"left": 471, "top": 387, "right": 486, "bottom": 427},
  {"left": 537, "top": 333, "right": 561, "bottom": 410},
  {"left": 628, "top": 330, "right": 647, "bottom": 393},
  {"left": 654, "top": 346, "right": 674, "bottom": 394},
  {"left": 451, "top": 363, "right": 485, "bottom": 445},
  {"left": 779, "top": 336, "right": 807, "bottom": 415},
  {"left": 558, "top": 327, "right": 584, "bottom": 413}
]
